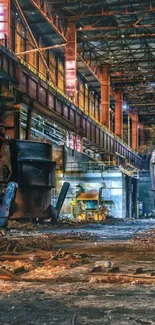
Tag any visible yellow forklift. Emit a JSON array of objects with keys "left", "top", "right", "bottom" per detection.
[{"left": 76, "top": 189, "right": 108, "bottom": 222}]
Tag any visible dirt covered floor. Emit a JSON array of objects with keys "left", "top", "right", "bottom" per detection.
[{"left": 1, "top": 221, "right": 155, "bottom": 324}]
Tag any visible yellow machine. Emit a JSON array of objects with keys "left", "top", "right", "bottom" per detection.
[{"left": 76, "top": 190, "right": 107, "bottom": 222}]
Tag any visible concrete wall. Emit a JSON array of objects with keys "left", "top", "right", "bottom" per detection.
[
  {"left": 139, "top": 171, "right": 154, "bottom": 215},
  {"left": 55, "top": 170, "right": 126, "bottom": 219},
  {"left": 52, "top": 146, "right": 138, "bottom": 219}
]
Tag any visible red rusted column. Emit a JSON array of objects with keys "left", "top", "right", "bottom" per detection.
[
  {"left": 115, "top": 88, "right": 123, "bottom": 138},
  {"left": 101, "top": 66, "right": 110, "bottom": 128},
  {"left": 0, "top": 0, "right": 10, "bottom": 48},
  {"left": 139, "top": 123, "right": 145, "bottom": 145},
  {"left": 131, "top": 112, "right": 139, "bottom": 151},
  {"left": 65, "top": 18, "right": 77, "bottom": 104}
]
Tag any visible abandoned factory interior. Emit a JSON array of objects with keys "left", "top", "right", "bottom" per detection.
[{"left": 1, "top": 0, "right": 155, "bottom": 324}]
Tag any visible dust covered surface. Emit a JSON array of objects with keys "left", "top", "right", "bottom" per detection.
[
  {"left": 1, "top": 223, "right": 155, "bottom": 323},
  {"left": 0, "top": 282, "right": 155, "bottom": 324}
]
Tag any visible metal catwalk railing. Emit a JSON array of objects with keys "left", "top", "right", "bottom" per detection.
[
  {"left": 64, "top": 162, "right": 119, "bottom": 173},
  {"left": 64, "top": 162, "right": 139, "bottom": 177}
]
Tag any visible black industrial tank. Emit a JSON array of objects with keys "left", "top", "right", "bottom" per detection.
[
  {"left": 10, "top": 140, "right": 56, "bottom": 188},
  {"left": 10, "top": 140, "right": 56, "bottom": 220}
]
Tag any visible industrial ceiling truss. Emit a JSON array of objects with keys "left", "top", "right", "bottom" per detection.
[{"left": 44, "top": 0, "right": 155, "bottom": 120}]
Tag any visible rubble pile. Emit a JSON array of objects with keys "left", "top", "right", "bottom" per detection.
[
  {"left": 0, "top": 238, "right": 155, "bottom": 285},
  {"left": 0, "top": 233, "right": 53, "bottom": 252},
  {"left": 133, "top": 229, "right": 155, "bottom": 243},
  {"left": 1, "top": 225, "right": 155, "bottom": 285},
  {"left": 8, "top": 221, "right": 35, "bottom": 230}
]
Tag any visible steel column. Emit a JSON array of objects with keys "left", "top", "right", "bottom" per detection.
[
  {"left": 131, "top": 112, "right": 139, "bottom": 151},
  {"left": 13, "top": 0, "right": 50, "bottom": 77},
  {"left": 0, "top": 0, "right": 10, "bottom": 48},
  {"left": 115, "top": 88, "right": 123, "bottom": 138},
  {"left": 25, "top": 107, "right": 33, "bottom": 140},
  {"left": 101, "top": 66, "right": 110, "bottom": 128},
  {"left": 65, "top": 19, "right": 77, "bottom": 104}
]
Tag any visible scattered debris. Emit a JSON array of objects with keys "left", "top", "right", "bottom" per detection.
[
  {"left": 8, "top": 221, "right": 34, "bottom": 230},
  {"left": 0, "top": 224, "right": 155, "bottom": 286},
  {"left": 108, "top": 266, "right": 120, "bottom": 273},
  {"left": 92, "top": 266, "right": 102, "bottom": 272},
  {"left": 0, "top": 221, "right": 155, "bottom": 324},
  {"left": 135, "top": 267, "right": 143, "bottom": 274},
  {"left": 72, "top": 314, "right": 77, "bottom": 325},
  {"left": 94, "top": 260, "right": 113, "bottom": 269},
  {"left": 0, "top": 267, "right": 20, "bottom": 281}
]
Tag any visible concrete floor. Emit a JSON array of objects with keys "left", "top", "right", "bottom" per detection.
[
  {"left": 1, "top": 218, "right": 155, "bottom": 324},
  {"left": 0, "top": 282, "right": 155, "bottom": 325},
  {"left": 41, "top": 218, "right": 155, "bottom": 241}
]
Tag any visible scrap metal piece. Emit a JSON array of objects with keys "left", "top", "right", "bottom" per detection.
[
  {"left": 51, "top": 182, "right": 70, "bottom": 223},
  {"left": 0, "top": 182, "right": 18, "bottom": 227}
]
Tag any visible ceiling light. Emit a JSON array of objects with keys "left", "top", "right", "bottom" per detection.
[{"left": 123, "top": 103, "right": 128, "bottom": 110}]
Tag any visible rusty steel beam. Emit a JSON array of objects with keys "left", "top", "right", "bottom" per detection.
[
  {"left": 130, "top": 112, "right": 139, "bottom": 151},
  {"left": 77, "top": 53, "right": 101, "bottom": 82},
  {"left": 60, "top": 8, "right": 155, "bottom": 19},
  {"left": 65, "top": 19, "right": 77, "bottom": 104},
  {"left": 77, "top": 57, "right": 155, "bottom": 66},
  {"left": 138, "top": 112, "right": 155, "bottom": 115},
  {"left": 79, "top": 33, "right": 155, "bottom": 41},
  {"left": 115, "top": 88, "right": 123, "bottom": 139},
  {"left": 77, "top": 24, "right": 155, "bottom": 32},
  {"left": 77, "top": 53, "right": 115, "bottom": 99},
  {"left": 111, "top": 78, "right": 155, "bottom": 83},
  {"left": 27, "top": 0, "right": 67, "bottom": 41},
  {"left": 129, "top": 103, "right": 155, "bottom": 107},
  {"left": 48, "top": 0, "right": 150, "bottom": 3},
  {"left": 101, "top": 66, "right": 110, "bottom": 129},
  {"left": 16, "top": 43, "right": 67, "bottom": 55},
  {"left": 13, "top": 0, "right": 50, "bottom": 76},
  {"left": 0, "top": 0, "right": 11, "bottom": 48}
]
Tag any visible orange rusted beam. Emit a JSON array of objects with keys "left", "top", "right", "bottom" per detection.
[
  {"left": 77, "top": 53, "right": 101, "bottom": 81},
  {"left": 101, "top": 66, "right": 110, "bottom": 128},
  {"left": 115, "top": 88, "right": 123, "bottom": 139},
  {"left": 131, "top": 112, "right": 139, "bottom": 151},
  {"left": 77, "top": 53, "right": 115, "bottom": 99},
  {"left": 14, "top": 0, "right": 50, "bottom": 76},
  {"left": 77, "top": 24, "right": 155, "bottom": 32},
  {"left": 65, "top": 19, "right": 77, "bottom": 104},
  {"left": 79, "top": 33, "right": 155, "bottom": 41},
  {"left": 61, "top": 8, "right": 154, "bottom": 19},
  {"left": 16, "top": 43, "right": 67, "bottom": 55},
  {"left": 0, "top": 0, "right": 10, "bottom": 48},
  {"left": 28, "top": 0, "right": 67, "bottom": 41}
]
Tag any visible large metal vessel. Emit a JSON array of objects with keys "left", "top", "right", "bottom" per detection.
[{"left": 9, "top": 140, "right": 69, "bottom": 221}]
